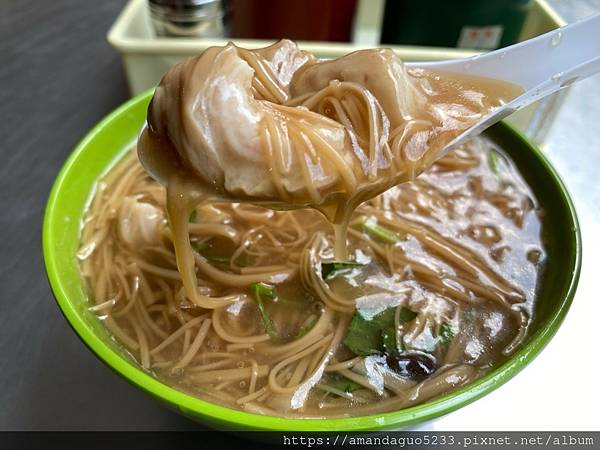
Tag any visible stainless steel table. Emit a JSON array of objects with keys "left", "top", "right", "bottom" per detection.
[{"left": 1, "top": 0, "right": 598, "bottom": 431}]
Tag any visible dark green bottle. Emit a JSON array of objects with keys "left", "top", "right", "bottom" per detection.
[{"left": 380, "top": 0, "right": 532, "bottom": 49}]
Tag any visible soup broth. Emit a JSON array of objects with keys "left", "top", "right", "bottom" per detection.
[{"left": 79, "top": 135, "right": 545, "bottom": 417}]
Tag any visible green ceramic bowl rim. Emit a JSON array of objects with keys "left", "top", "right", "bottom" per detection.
[{"left": 43, "top": 90, "right": 581, "bottom": 431}]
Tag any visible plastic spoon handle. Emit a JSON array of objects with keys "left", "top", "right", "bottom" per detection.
[
  {"left": 406, "top": 13, "right": 600, "bottom": 151},
  {"left": 408, "top": 13, "right": 600, "bottom": 89}
]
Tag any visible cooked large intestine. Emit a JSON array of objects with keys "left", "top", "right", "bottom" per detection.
[
  {"left": 79, "top": 135, "right": 544, "bottom": 417},
  {"left": 138, "top": 40, "right": 521, "bottom": 309}
]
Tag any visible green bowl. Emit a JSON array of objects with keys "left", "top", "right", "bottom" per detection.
[{"left": 43, "top": 90, "right": 581, "bottom": 431}]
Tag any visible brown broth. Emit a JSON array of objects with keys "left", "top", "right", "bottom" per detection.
[{"left": 79, "top": 134, "right": 545, "bottom": 417}]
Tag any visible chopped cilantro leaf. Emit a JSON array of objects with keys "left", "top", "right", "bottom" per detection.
[
  {"left": 343, "top": 306, "right": 417, "bottom": 356},
  {"left": 361, "top": 219, "right": 404, "bottom": 244},
  {"left": 321, "top": 261, "right": 364, "bottom": 280}
]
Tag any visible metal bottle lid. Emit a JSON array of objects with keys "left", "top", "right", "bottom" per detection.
[{"left": 148, "top": 0, "right": 225, "bottom": 38}]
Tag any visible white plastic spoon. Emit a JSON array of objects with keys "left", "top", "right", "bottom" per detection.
[{"left": 406, "top": 12, "right": 600, "bottom": 153}]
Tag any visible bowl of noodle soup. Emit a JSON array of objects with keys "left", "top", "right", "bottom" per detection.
[{"left": 43, "top": 89, "right": 580, "bottom": 431}]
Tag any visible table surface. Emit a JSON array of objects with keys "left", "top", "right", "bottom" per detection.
[{"left": 1, "top": 0, "right": 598, "bottom": 431}]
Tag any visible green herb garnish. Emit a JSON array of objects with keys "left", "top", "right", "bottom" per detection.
[
  {"left": 293, "top": 317, "right": 318, "bottom": 340},
  {"left": 343, "top": 306, "right": 417, "bottom": 356},
  {"left": 192, "top": 241, "right": 207, "bottom": 252},
  {"left": 192, "top": 240, "right": 230, "bottom": 264},
  {"left": 204, "top": 255, "right": 230, "bottom": 263},
  {"left": 361, "top": 219, "right": 403, "bottom": 244},
  {"left": 344, "top": 312, "right": 387, "bottom": 356},
  {"left": 189, "top": 209, "right": 197, "bottom": 223},
  {"left": 328, "top": 376, "right": 362, "bottom": 394},
  {"left": 381, "top": 326, "right": 397, "bottom": 354},
  {"left": 250, "top": 282, "right": 277, "bottom": 338},
  {"left": 321, "top": 261, "right": 364, "bottom": 280},
  {"left": 487, "top": 148, "right": 510, "bottom": 181},
  {"left": 251, "top": 282, "right": 275, "bottom": 299},
  {"left": 488, "top": 149, "right": 500, "bottom": 174},
  {"left": 439, "top": 322, "right": 455, "bottom": 350}
]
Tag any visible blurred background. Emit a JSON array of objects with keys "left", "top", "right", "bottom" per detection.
[{"left": 1, "top": 0, "right": 599, "bottom": 431}]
